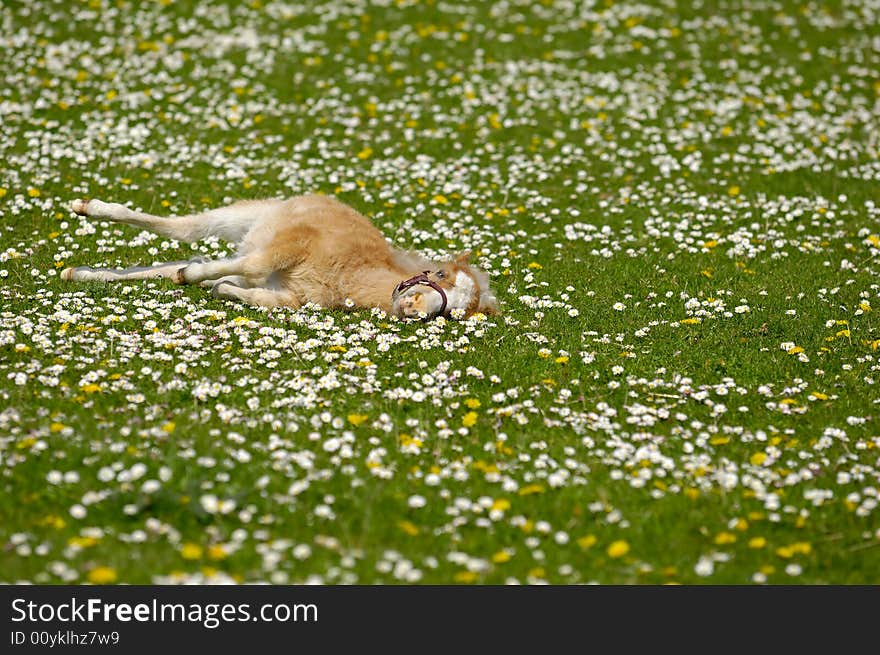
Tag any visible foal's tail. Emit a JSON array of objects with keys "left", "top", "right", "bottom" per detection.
[{"left": 70, "top": 198, "right": 284, "bottom": 244}]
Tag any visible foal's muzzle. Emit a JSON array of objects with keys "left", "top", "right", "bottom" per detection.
[{"left": 393, "top": 272, "right": 448, "bottom": 316}]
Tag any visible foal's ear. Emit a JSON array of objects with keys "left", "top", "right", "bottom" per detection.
[{"left": 454, "top": 251, "right": 472, "bottom": 266}]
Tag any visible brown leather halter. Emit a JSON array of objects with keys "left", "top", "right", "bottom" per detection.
[{"left": 394, "top": 272, "right": 448, "bottom": 315}]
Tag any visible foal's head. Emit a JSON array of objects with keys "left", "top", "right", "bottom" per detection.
[{"left": 392, "top": 252, "right": 499, "bottom": 320}]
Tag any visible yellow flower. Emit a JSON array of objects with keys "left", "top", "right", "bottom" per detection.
[
  {"left": 527, "top": 261, "right": 543, "bottom": 269},
  {"left": 81, "top": 383, "right": 102, "bottom": 394},
  {"left": 786, "top": 346, "right": 804, "bottom": 354},
  {"left": 161, "top": 421, "right": 176, "bottom": 434},
  {"left": 464, "top": 398, "right": 481, "bottom": 409},
  {"left": 727, "top": 185, "right": 740, "bottom": 196},
  {"left": 356, "top": 147, "right": 373, "bottom": 159},
  {"left": 750, "top": 452, "right": 767, "bottom": 466},
  {"left": 41, "top": 515, "right": 66, "bottom": 529},
  {"left": 775, "top": 546, "right": 794, "bottom": 559},
  {"left": 28, "top": 187, "right": 41, "bottom": 198},
  {"left": 577, "top": 535, "right": 597, "bottom": 549},
  {"left": 555, "top": 356, "right": 569, "bottom": 364},
  {"left": 180, "top": 543, "right": 203, "bottom": 560},
  {"left": 748, "top": 537, "right": 767, "bottom": 549},
  {"left": 491, "top": 498, "right": 510, "bottom": 512},
  {"left": 492, "top": 550, "right": 512, "bottom": 564},
  {"left": 454, "top": 571, "right": 478, "bottom": 583},
  {"left": 398, "top": 520, "right": 419, "bottom": 536},
  {"left": 207, "top": 545, "right": 228, "bottom": 560},
  {"left": 517, "top": 484, "right": 545, "bottom": 496},
  {"left": 714, "top": 532, "right": 737, "bottom": 545},
  {"left": 462, "top": 411, "right": 478, "bottom": 427},
  {"left": 347, "top": 414, "right": 368, "bottom": 426},
  {"left": 88, "top": 567, "right": 118, "bottom": 584},
  {"left": 432, "top": 194, "right": 448, "bottom": 204},
  {"left": 50, "top": 422, "right": 66, "bottom": 433},
  {"left": 607, "top": 540, "right": 630, "bottom": 558}
]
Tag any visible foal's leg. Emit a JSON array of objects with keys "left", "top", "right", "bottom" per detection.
[
  {"left": 172, "top": 257, "right": 254, "bottom": 285},
  {"left": 211, "top": 281, "right": 301, "bottom": 309},
  {"left": 70, "top": 198, "right": 281, "bottom": 244},
  {"left": 61, "top": 258, "right": 205, "bottom": 283}
]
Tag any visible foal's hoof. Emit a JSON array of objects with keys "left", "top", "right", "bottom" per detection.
[
  {"left": 211, "top": 281, "right": 232, "bottom": 298},
  {"left": 172, "top": 267, "right": 188, "bottom": 284},
  {"left": 60, "top": 267, "right": 76, "bottom": 281},
  {"left": 70, "top": 199, "right": 91, "bottom": 216}
]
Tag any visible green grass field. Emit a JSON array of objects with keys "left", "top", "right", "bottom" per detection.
[{"left": 1, "top": 0, "right": 879, "bottom": 584}]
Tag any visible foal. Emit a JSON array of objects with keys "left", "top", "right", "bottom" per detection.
[{"left": 61, "top": 194, "right": 498, "bottom": 319}]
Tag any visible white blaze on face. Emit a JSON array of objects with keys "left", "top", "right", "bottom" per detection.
[{"left": 445, "top": 271, "right": 476, "bottom": 312}]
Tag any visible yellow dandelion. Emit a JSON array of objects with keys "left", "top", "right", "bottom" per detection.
[
  {"left": 491, "top": 498, "right": 510, "bottom": 512},
  {"left": 492, "top": 550, "right": 512, "bottom": 564},
  {"left": 180, "top": 543, "right": 203, "bottom": 560},
  {"left": 398, "top": 520, "right": 419, "bottom": 536},
  {"left": 607, "top": 540, "right": 630, "bottom": 558},
  {"left": 454, "top": 571, "right": 478, "bottom": 583},
  {"left": 88, "top": 567, "right": 118, "bottom": 584},
  {"left": 518, "top": 484, "right": 545, "bottom": 496},
  {"left": 577, "top": 535, "right": 597, "bottom": 549},
  {"left": 207, "top": 545, "right": 228, "bottom": 560}
]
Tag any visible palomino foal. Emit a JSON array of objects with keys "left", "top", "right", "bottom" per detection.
[{"left": 61, "top": 194, "right": 498, "bottom": 320}]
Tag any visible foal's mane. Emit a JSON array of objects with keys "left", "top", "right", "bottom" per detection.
[{"left": 390, "top": 248, "right": 437, "bottom": 273}]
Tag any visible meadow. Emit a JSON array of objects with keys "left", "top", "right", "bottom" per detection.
[{"left": 1, "top": 0, "right": 878, "bottom": 584}]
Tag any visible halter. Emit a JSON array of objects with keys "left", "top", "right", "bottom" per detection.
[{"left": 394, "top": 271, "right": 448, "bottom": 316}]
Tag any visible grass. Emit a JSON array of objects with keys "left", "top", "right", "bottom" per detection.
[{"left": 1, "top": 0, "right": 879, "bottom": 584}]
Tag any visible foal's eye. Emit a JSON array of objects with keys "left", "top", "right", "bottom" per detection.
[{"left": 435, "top": 270, "right": 446, "bottom": 279}]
